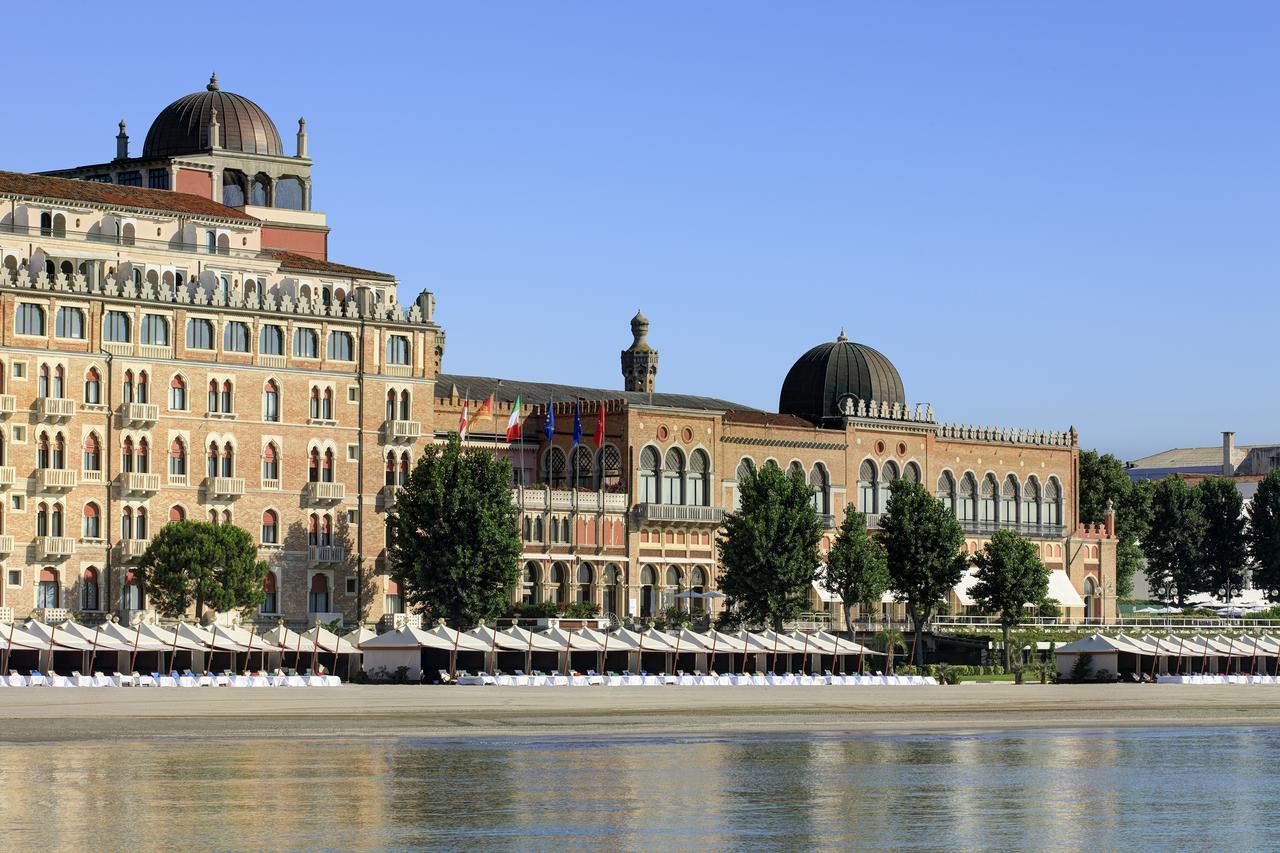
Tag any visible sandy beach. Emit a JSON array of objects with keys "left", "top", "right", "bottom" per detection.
[{"left": 2, "top": 683, "right": 1280, "bottom": 742}]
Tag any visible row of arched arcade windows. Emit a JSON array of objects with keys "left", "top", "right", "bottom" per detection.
[
  {"left": 637, "top": 446, "right": 711, "bottom": 505},
  {"left": 540, "top": 444, "right": 624, "bottom": 490},
  {"left": 733, "top": 458, "right": 833, "bottom": 515},
  {"left": 857, "top": 459, "right": 923, "bottom": 515},
  {"left": 935, "top": 472, "right": 1062, "bottom": 527}
]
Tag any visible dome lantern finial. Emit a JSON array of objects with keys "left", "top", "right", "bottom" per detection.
[
  {"left": 207, "top": 72, "right": 220, "bottom": 91},
  {"left": 837, "top": 328, "right": 848, "bottom": 342}
]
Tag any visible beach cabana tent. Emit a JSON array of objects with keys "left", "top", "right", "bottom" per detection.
[
  {"left": 1054, "top": 634, "right": 1127, "bottom": 679},
  {"left": 343, "top": 626, "right": 377, "bottom": 649}
]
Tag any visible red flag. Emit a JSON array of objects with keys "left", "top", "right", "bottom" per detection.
[
  {"left": 467, "top": 394, "right": 493, "bottom": 430},
  {"left": 594, "top": 402, "right": 605, "bottom": 449}
]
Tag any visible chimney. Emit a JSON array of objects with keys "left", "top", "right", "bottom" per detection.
[
  {"left": 1223, "top": 431, "right": 1236, "bottom": 476},
  {"left": 115, "top": 120, "right": 129, "bottom": 160},
  {"left": 1103, "top": 499, "right": 1116, "bottom": 538},
  {"left": 296, "top": 117, "right": 308, "bottom": 158}
]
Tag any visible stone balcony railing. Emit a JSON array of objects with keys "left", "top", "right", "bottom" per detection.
[
  {"left": 116, "top": 539, "right": 150, "bottom": 561},
  {"left": 32, "top": 608, "right": 70, "bottom": 624},
  {"left": 37, "top": 537, "right": 76, "bottom": 559},
  {"left": 309, "top": 545, "right": 346, "bottom": 565},
  {"left": 0, "top": 467, "right": 15, "bottom": 488},
  {"left": 512, "top": 487, "right": 629, "bottom": 513},
  {"left": 120, "top": 401, "right": 159, "bottom": 426},
  {"left": 0, "top": 394, "right": 14, "bottom": 417},
  {"left": 382, "top": 419, "right": 422, "bottom": 442},
  {"left": 35, "top": 468, "right": 77, "bottom": 492},
  {"left": 117, "top": 471, "right": 161, "bottom": 495},
  {"left": 0, "top": 606, "right": 12, "bottom": 624},
  {"left": 205, "top": 476, "right": 246, "bottom": 498},
  {"left": 304, "top": 481, "right": 345, "bottom": 504},
  {"left": 632, "top": 503, "right": 726, "bottom": 524},
  {"left": 0, "top": 535, "right": 13, "bottom": 553},
  {"left": 34, "top": 397, "right": 75, "bottom": 421}
]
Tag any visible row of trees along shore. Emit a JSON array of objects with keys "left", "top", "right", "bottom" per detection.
[{"left": 1080, "top": 451, "right": 1280, "bottom": 606}]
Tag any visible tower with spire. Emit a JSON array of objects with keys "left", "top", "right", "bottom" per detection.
[{"left": 620, "top": 310, "right": 659, "bottom": 393}]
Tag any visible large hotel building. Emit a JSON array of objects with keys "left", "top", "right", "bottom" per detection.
[{"left": 0, "top": 77, "right": 1117, "bottom": 630}]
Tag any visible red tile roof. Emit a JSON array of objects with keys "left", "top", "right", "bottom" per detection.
[
  {"left": 0, "top": 170, "right": 256, "bottom": 222},
  {"left": 722, "top": 410, "right": 819, "bottom": 429},
  {"left": 264, "top": 249, "right": 393, "bottom": 280}
]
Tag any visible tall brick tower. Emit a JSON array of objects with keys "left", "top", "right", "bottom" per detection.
[{"left": 621, "top": 310, "right": 658, "bottom": 393}]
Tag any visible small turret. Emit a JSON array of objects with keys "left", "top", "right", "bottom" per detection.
[
  {"left": 296, "top": 117, "right": 308, "bottom": 158},
  {"left": 115, "top": 120, "right": 129, "bottom": 160},
  {"left": 621, "top": 310, "right": 658, "bottom": 393}
]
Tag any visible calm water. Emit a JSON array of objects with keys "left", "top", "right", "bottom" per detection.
[{"left": 1, "top": 727, "right": 1276, "bottom": 851}]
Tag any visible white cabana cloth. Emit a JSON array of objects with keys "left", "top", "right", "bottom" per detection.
[
  {"left": 1047, "top": 570, "right": 1086, "bottom": 607},
  {"left": 343, "top": 626, "right": 377, "bottom": 648},
  {"left": 261, "top": 624, "right": 318, "bottom": 654},
  {"left": 303, "top": 625, "right": 362, "bottom": 655}
]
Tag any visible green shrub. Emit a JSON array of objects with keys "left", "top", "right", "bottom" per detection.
[
  {"left": 561, "top": 601, "right": 599, "bottom": 619},
  {"left": 1093, "top": 669, "right": 1113, "bottom": 683},
  {"left": 1069, "top": 653, "right": 1094, "bottom": 683}
]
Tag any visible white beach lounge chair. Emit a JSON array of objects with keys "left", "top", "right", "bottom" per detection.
[
  {"left": 69, "top": 671, "right": 94, "bottom": 687},
  {"left": 47, "top": 672, "right": 69, "bottom": 687},
  {"left": 5, "top": 671, "right": 25, "bottom": 687},
  {"left": 28, "top": 671, "right": 51, "bottom": 687}
]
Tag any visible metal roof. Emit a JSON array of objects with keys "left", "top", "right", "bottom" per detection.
[
  {"left": 435, "top": 373, "right": 755, "bottom": 412},
  {"left": 142, "top": 75, "right": 283, "bottom": 158}
]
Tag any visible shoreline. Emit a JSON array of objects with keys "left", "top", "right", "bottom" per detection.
[{"left": 3, "top": 683, "right": 1280, "bottom": 743}]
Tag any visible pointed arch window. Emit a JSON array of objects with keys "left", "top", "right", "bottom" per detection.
[
  {"left": 221, "top": 442, "right": 234, "bottom": 477},
  {"left": 385, "top": 390, "right": 396, "bottom": 422},
  {"left": 82, "top": 567, "right": 100, "bottom": 611},
  {"left": 136, "top": 437, "right": 149, "bottom": 474},
  {"left": 979, "top": 474, "right": 998, "bottom": 523},
  {"left": 261, "top": 510, "right": 279, "bottom": 545},
  {"left": 688, "top": 449, "right": 710, "bottom": 507},
  {"left": 169, "top": 375, "right": 187, "bottom": 411},
  {"left": 809, "top": 463, "right": 829, "bottom": 516},
  {"left": 83, "top": 434, "right": 101, "bottom": 472},
  {"left": 206, "top": 442, "right": 219, "bottom": 478},
  {"left": 309, "top": 447, "right": 321, "bottom": 483},
  {"left": 262, "top": 572, "right": 278, "bottom": 613},
  {"left": 262, "top": 443, "right": 279, "bottom": 481},
  {"left": 1022, "top": 478, "right": 1041, "bottom": 525},
  {"left": 958, "top": 473, "right": 978, "bottom": 523},
  {"left": 52, "top": 432, "right": 65, "bottom": 469},
  {"left": 1043, "top": 477, "right": 1062, "bottom": 527},
  {"left": 937, "top": 471, "right": 956, "bottom": 512},
  {"left": 544, "top": 446, "right": 567, "bottom": 488},
  {"left": 169, "top": 439, "right": 187, "bottom": 477},
  {"left": 858, "top": 460, "right": 878, "bottom": 514},
  {"left": 322, "top": 448, "right": 335, "bottom": 483},
  {"left": 638, "top": 446, "right": 660, "bottom": 503},
  {"left": 662, "top": 447, "right": 684, "bottom": 505},
  {"left": 399, "top": 390, "right": 410, "bottom": 420},
  {"left": 879, "top": 460, "right": 899, "bottom": 512},
  {"left": 263, "top": 379, "right": 280, "bottom": 422},
  {"left": 1002, "top": 475, "right": 1019, "bottom": 525},
  {"left": 84, "top": 367, "right": 101, "bottom": 405},
  {"left": 83, "top": 502, "right": 100, "bottom": 539}
]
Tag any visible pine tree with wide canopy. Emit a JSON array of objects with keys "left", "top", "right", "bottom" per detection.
[{"left": 137, "top": 520, "right": 268, "bottom": 619}]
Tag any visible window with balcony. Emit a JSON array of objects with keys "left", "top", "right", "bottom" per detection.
[
  {"left": 223, "top": 321, "right": 250, "bottom": 353},
  {"left": 958, "top": 473, "right": 978, "bottom": 523},
  {"left": 83, "top": 434, "right": 100, "bottom": 473},
  {"left": 638, "top": 446, "right": 660, "bottom": 503},
  {"left": 83, "top": 503, "right": 100, "bottom": 539},
  {"left": 808, "top": 462, "right": 828, "bottom": 516},
  {"left": 38, "top": 364, "right": 65, "bottom": 398},
  {"left": 398, "top": 390, "right": 410, "bottom": 420},
  {"left": 1002, "top": 475, "right": 1019, "bottom": 525},
  {"left": 186, "top": 318, "right": 214, "bottom": 350},
  {"left": 937, "top": 471, "right": 956, "bottom": 513},
  {"left": 141, "top": 314, "right": 169, "bottom": 346},
  {"left": 221, "top": 442, "right": 234, "bottom": 478},
  {"left": 386, "top": 335, "right": 410, "bottom": 365},
  {"left": 169, "top": 439, "right": 187, "bottom": 477},
  {"left": 259, "top": 324, "right": 283, "bottom": 355},
  {"left": 662, "top": 448, "right": 684, "bottom": 505},
  {"left": 1043, "top": 477, "right": 1062, "bottom": 526},
  {"left": 104, "top": 310, "right": 131, "bottom": 343},
  {"left": 293, "top": 327, "right": 318, "bottom": 358},
  {"left": 16, "top": 304, "right": 45, "bottom": 336},
  {"left": 55, "top": 307, "right": 85, "bottom": 339},
  {"left": 327, "top": 331, "right": 354, "bottom": 361},
  {"left": 37, "top": 502, "right": 63, "bottom": 538},
  {"left": 979, "top": 474, "right": 998, "bottom": 523},
  {"left": 206, "top": 442, "right": 219, "bottom": 478},
  {"left": 169, "top": 376, "right": 187, "bottom": 411},
  {"left": 263, "top": 443, "right": 279, "bottom": 481},
  {"left": 1023, "top": 477, "right": 1041, "bottom": 525},
  {"left": 571, "top": 445, "right": 594, "bottom": 490},
  {"left": 858, "top": 460, "right": 877, "bottom": 514},
  {"left": 136, "top": 438, "right": 149, "bottom": 474},
  {"left": 543, "top": 446, "right": 568, "bottom": 488}
]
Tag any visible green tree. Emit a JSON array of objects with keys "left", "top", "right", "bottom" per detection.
[
  {"left": 1197, "top": 476, "right": 1248, "bottom": 600},
  {"left": 137, "top": 520, "right": 268, "bottom": 618},
  {"left": 1143, "top": 476, "right": 1206, "bottom": 605},
  {"left": 1079, "top": 450, "right": 1151, "bottom": 598},
  {"left": 718, "top": 461, "right": 823, "bottom": 629},
  {"left": 879, "top": 478, "right": 967, "bottom": 666},
  {"left": 822, "top": 507, "right": 888, "bottom": 632},
  {"left": 969, "top": 529, "right": 1050, "bottom": 672},
  {"left": 387, "top": 434, "right": 522, "bottom": 629},
  {"left": 1247, "top": 471, "right": 1280, "bottom": 601}
]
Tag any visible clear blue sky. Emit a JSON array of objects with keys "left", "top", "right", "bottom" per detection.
[{"left": 10, "top": 4, "right": 1279, "bottom": 460}]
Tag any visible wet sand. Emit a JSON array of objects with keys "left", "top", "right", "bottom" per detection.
[{"left": 2, "top": 683, "right": 1280, "bottom": 742}]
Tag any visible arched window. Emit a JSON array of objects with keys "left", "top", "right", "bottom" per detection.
[
  {"left": 37, "top": 432, "right": 50, "bottom": 469},
  {"left": 206, "top": 442, "right": 219, "bottom": 478},
  {"left": 263, "top": 443, "right": 279, "bottom": 481},
  {"left": 38, "top": 363, "right": 50, "bottom": 397},
  {"left": 522, "top": 562, "right": 541, "bottom": 604},
  {"left": 1022, "top": 477, "right": 1041, "bottom": 525},
  {"left": 665, "top": 566, "right": 683, "bottom": 609},
  {"left": 142, "top": 314, "right": 169, "bottom": 346},
  {"left": 220, "top": 380, "right": 233, "bottom": 414},
  {"left": 399, "top": 390, "right": 411, "bottom": 420},
  {"left": 309, "top": 386, "right": 321, "bottom": 420},
  {"left": 688, "top": 450, "right": 710, "bottom": 507},
  {"left": 1044, "top": 477, "right": 1062, "bottom": 527},
  {"left": 809, "top": 463, "right": 829, "bottom": 516},
  {"left": 39, "top": 212, "right": 52, "bottom": 236},
  {"left": 276, "top": 176, "right": 304, "bottom": 210},
  {"left": 880, "top": 460, "right": 899, "bottom": 511},
  {"left": 638, "top": 446, "right": 660, "bottom": 503},
  {"left": 84, "top": 367, "right": 101, "bottom": 405},
  {"left": 904, "top": 461, "right": 921, "bottom": 485},
  {"left": 16, "top": 303, "right": 45, "bottom": 336},
  {"left": 121, "top": 506, "right": 134, "bottom": 540},
  {"left": 549, "top": 563, "right": 568, "bottom": 605},
  {"left": 136, "top": 438, "right": 149, "bottom": 474},
  {"left": 327, "top": 331, "right": 354, "bottom": 361},
  {"left": 384, "top": 451, "right": 396, "bottom": 486},
  {"left": 958, "top": 473, "right": 978, "bottom": 523},
  {"left": 222, "top": 509, "right": 232, "bottom": 526},
  {"left": 596, "top": 444, "right": 622, "bottom": 489},
  {"left": 859, "top": 460, "right": 878, "bottom": 514},
  {"left": 52, "top": 432, "right": 65, "bottom": 469},
  {"left": 222, "top": 170, "right": 246, "bottom": 207},
  {"left": 662, "top": 448, "right": 684, "bottom": 505},
  {"left": 136, "top": 507, "right": 148, "bottom": 539},
  {"left": 639, "top": 565, "right": 657, "bottom": 617},
  {"left": 385, "top": 390, "right": 397, "bottom": 421},
  {"left": 83, "top": 502, "right": 100, "bottom": 539},
  {"left": 122, "top": 370, "right": 135, "bottom": 405},
  {"left": 322, "top": 387, "right": 334, "bottom": 420},
  {"left": 169, "top": 439, "right": 187, "bottom": 477},
  {"left": 261, "top": 510, "right": 279, "bottom": 545},
  {"left": 55, "top": 307, "right": 85, "bottom": 339},
  {"left": 259, "top": 324, "right": 283, "bottom": 355},
  {"left": 169, "top": 375, "right": 187, "bottom": 411},
  {"left": 322, "top": 448, "right": 335, "bottom": 483},
  {"left": 733, "top": 457, "right": 755, "bottom": 511},
  {"left": 121, "top": 570, "right": 143, "bottom": 610},
  {"left": 83, "top": 434, "right": 100, "bottom": 472},
  {"left": 309, "top": 448, "right": 321, "bottom": 483},
  {"left": 82, "top": 567, "right": 100, "bottom": 611},
  {"left": 251, "top": 173, "right": 271, "bottom": 206},
  {"left": 223, "top": 321, "right": 250, "bottom": 352},
  {"left": 207, "top": 380, "right": 218, "bottom": 413},
  {"left": 307, "top": 513, "right": 319, "bottom": 546},
  {"left": 53, "top": 365, "right": 65, "bottom": 398},
  {"left": 136, "top": 370, "right": 148, "bottom": 404},
  {"left": 1002, "top": 475, "right": 1019, "bottom": 525},
  {"left": 544, "top": 446, "right": 567, "bottom": 488},
  {"left": 169, "top": 506, "right": 185, "bottom": 523},
  {"left": 399, "top": 452, "right": 410, "bottom": 485},
  {"left": 308, "top": 573, "right": 330, "bottom": 614},
  {"left": 571, "top": 445, "right": 594, "bottom": 489},
  {"left": 103, "top": 310, "right": 131, "bottom": 343},
  {"left": 37, "top": 568, "right": 59, "bottom": 609},
  {"left": 386, "top": 335, "right": 410, "bottom": 365},
  {"left": 575, "top": 563, "right": 592, "bottom": 603},
  {"left": 186, "top": 317, "right": 214, "bottom": 350},
  {"left": 320, "top": 514, "right": 333, "bottom": 546},
  {"left": 262, "top": 572, "right": 278, "bottom": 613},
  {"left": 263, "top": 380, "right": 280, "bottom": 422},
  {"left": 221, "top": 442, "right": 234, "bottom": 477},
  {"left": 979, "top": 474, "right": 998, "bottom": 523},
  {"left": 293, "top": 327, "right": 318, "bottom": 358}
]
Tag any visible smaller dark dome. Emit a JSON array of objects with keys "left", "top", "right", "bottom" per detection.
[
  {"left": 142, "top": 74, "right": 283, "bottom": 158},
  {"left": 779, "top": 334, "right": 905, "bottom": 425}
]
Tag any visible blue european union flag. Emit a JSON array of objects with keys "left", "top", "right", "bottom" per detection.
[
  {"left": 572, "top": 402, "right": 583, "bottom": 447},
  {"left": 544, "top": 400, "right": 555, "bottom": 441}
]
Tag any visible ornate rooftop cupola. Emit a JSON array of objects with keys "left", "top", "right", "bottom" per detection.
[{"left": 621, "top": 310, "right": 658, "bottom": 393}]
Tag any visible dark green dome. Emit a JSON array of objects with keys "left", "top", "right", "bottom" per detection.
[{"left": 778, "top": 332, "right": 905, "bottom": 425}]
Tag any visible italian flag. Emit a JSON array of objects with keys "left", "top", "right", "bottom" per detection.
[{"left": 505, "top": 395, "right": 522, "bottom": 441}]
